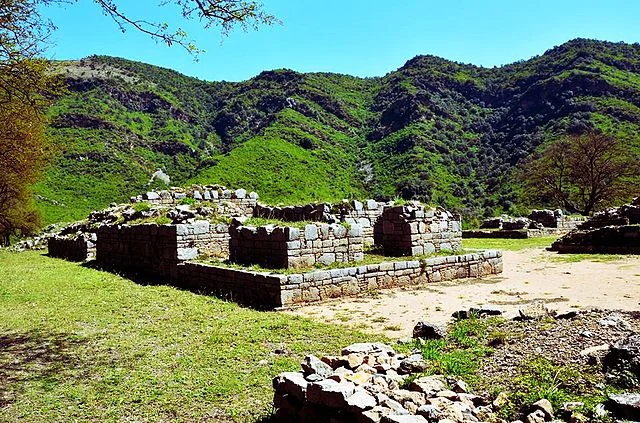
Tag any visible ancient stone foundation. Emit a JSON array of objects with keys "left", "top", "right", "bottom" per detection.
[
  {"left": 229, "top": 223, "right": 364, "bottom": 269},
  {"left": 278, "top": 251, "right": 502, "bottom": 306},
  {"left": 375, "top": 205, "right": 462, "bottom": 256},
  {"left": 48, "top": 234, "right": 95, "bottom": 262},
  {"left": 166, "top": 250, "right": 502, "bottom": 308},
  {"left": 551, "top": 225, "right": 640, "bottom": 254},
  {"left": 96, "top": 221, "right": 230, "bottom": 277}
]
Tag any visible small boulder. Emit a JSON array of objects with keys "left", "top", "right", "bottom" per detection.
[
  {"left": 399, "top": 354, "right": 429, "bottom": 374},
  {"left": 342, "top": 343, "right": 395, "bottom": 356},
  {"left": 531, "top": 398, "right": 554, "bottom": 420},
  {"left": 301, "top": 355, "right": 333, "bottom": 379},
  {"left": 603, "top": 333, "right": 640, "bottom": 377},
  {"left": 413, "top": 322, "right": 446, "bottom": 340},
  {"left": 607, "top": 393, "right": 640, "bottom": 420}
]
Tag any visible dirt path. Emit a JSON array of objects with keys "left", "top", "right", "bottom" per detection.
[{"left": 286, "top": 248, "right": 640, "bottom": 338}]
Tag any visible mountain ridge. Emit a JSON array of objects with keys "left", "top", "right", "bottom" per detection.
[{"left": 37, "top": 38, "right": 640, "bottom": 224}]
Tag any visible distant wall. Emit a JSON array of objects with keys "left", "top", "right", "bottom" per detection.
[
  {"left": 229, "top": 223, "right": 364, "bottom": 269},
  {"left": 551, "top": 225, "right": 640, "bottom": 254},
  {"left": 136, "top": 187, "right": 257, "bottom": 217}
]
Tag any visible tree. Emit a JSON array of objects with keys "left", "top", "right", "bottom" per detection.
[
  {"left": 88, "top": 0, "right": 277, "bottom": 55},
  {"left": 0, "top": 0, "right": 275, "bottom": 244},
  {"left": 519, "top": 132, "right": 640, "bottom": 215}
]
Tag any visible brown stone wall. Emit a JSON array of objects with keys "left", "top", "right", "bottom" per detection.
[{"left": 177, "top": 263, "right": 286, "bottom": 309}]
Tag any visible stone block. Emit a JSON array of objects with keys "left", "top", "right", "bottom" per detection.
[
  {"left": 192, "top": 220, "right": 210, "bottom": 235},
  {"left": 366, "top": 199, "right": 378, "bottom": 210},
  {"left": 145, "top": 191, "right": 160, "bottom": 200},
  {"left": 318, "top": 253, "right": 336, "bottom": 266},
  {"left": 348, "top": 224, "right": 363, "bottom": 238},
  {"left": 234, "top": 188, "right": 247, "bottom": 199},
  {"left": 177, "top": 247, "right": 198, "bottom": 260},
  {"left": 304, "top": 224, "right": 318, "bottom": 241},
  {"left": 193, "top": 190, "right": 203, "bottom": 200},
  {"left": 286, "top": 227, "right": 300, "bottom": 241},
  {"left": 411, "top": 246, "right": 424, "bottom": 256},
  {"left": 249, "top": 191, "right": 259, "bottom": 200}
]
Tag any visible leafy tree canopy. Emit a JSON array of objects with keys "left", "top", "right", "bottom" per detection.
[{"left": 518, "top": 132, "right": 640, "bottom": 215}]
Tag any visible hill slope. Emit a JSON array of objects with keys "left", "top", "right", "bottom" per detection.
[{"left": 36, "top": 39, "right": 640, "bottom": 224}]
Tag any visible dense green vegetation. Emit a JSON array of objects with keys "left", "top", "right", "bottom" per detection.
[
  {"left": 38, "top": 39, "right": 640, "bottom": 224},
  {"left": 0, "top": 251, "right": 380, "bottom": 421}
]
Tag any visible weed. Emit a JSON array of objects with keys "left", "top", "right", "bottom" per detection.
[{"left": 132, "top": 202, "right": 151, "bottom": 212}]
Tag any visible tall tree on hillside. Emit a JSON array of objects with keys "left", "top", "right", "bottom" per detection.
[
  {"left": 0, "top": 1, "right": 61, "bottom": 244},
  {"left": 518, "top": 132, "right": 639, "bottom": 215}
]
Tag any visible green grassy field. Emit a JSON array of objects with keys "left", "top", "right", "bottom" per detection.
[
  {"left": 0, "top": 251, "right": 381, "bottom": 422},
  {"left": 462, "top": 236, "right": 559, "bottom": 251}
]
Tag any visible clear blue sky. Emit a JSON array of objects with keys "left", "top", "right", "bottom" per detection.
[{"left": 42, "top": 0, "right": 640, "bottom": 82}]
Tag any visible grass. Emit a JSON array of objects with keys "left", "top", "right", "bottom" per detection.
[
  {"left": 551, "top": 253, "right": 629, "bottom": 263},
  {"left": 493, "top": 356, "right": 615, "bottom": 420},
  {"left": 400, "top": 317, "right": 500, "bottom": 385},
  {"left": 0, "top": 251, "right": 383, "bottom": 421},
  {"left": 462, "top": 236, "right": 559, "bottom": 251}
]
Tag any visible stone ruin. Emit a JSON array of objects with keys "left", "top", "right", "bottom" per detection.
[
  {"left": 376, "top": 205, "right": 462, "bottom": 256},
  {"left": 550, "top": 197, "right": 640, "bottom": 254},
  {"left": 272, "top": 342, "right": 507, "bottom": 423},
  {"left": 45, "top": 184, "right": 503, "bottom": 308},
  {"left": 465, "top": 209, "right": 585, "bottom": 239}
]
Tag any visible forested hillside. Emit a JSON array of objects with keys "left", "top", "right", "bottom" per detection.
[{"left": 36, "top": 38, "right": 640, "bottom": 224}]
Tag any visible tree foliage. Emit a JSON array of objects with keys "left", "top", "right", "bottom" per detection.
[
  {"left": 0, "top": 1, "right": 63, "bottom": 244},
  {"left": 518, "top": 132, "right": 640, "bottom": 215},
  {"left": 91, "top": 0, "right": 277, "bottom": 55}
]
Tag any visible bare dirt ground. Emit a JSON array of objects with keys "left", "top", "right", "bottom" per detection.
[{"left": 286, "top": 248, "right": 640, "bottom": 338}]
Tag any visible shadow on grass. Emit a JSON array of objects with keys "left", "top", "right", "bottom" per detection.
[
  {"left": 0, "top": 330, "right": 87, "bottom": 408},
  {"left": 79, "top": 260, "right": 277, "bottom": 311}
]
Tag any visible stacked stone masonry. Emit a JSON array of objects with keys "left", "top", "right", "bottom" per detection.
[
  {"left": 375, "top": 205, "right": 462, "bottom": 257},
  {"left": 229, "top": 223, "right": 364, "bottom": 269},
  {"left": 168, "top": 250, "right": 502, "bottom": 308},
  {"left": 136, "top": 186, "right": 258, "bottom": 217},
  {"left": 279, "top": 250, "right": 502, "bottom": 306},
  {"left": 48, "top": 234, "right": 95, "bottom": 262},
  {"left": 254, "top": 199, "right": 390, "bottom": 246},
  {"left": 89, "top": 218, "right": 501, "bottom": 308},
  {"left": 551, "top": 225, "right": 640, "bottom": 254},
  {"left": 96, "top": 221, "right": 230, "bottom": 277}
]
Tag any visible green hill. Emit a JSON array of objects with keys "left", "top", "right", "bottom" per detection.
[{"left": 36, "top": 39, "right": 640, "bottom": 224}]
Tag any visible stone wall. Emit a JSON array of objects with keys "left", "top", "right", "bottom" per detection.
[
  {"left": 229, "top": 223, "right": 364, "bottom": 269},
  {"left": 48, "top": 234, "right": 95, "bottom": 262},
  {"left": 279, "top": 251, "right": 502, "bottom": 306},
  {"left": 135, "top": 186, "right": 258, "bottom": 217},
  {"left": 253, "top": 203, "right": 334, "bottom": 222},
  {"left": 375, "top": 205, "right": 462, "bottom": 257},
  {"left": 551, "top": 225, "right": 640, "bottom": 254},
  {"left": 177, "top": 263, "right": 284, "bottom": 309},
  {"left": 253, "top": 199, "right": 390, "bottom": 246},
  {"left": 529, "top": 209, "right": 585, "bottom": 230},
  {"left": 170, "top": 250, "right": 502, "bottom": 308},
  {"left": 96, "top": 221, "right": 230, "bottom": 277}
]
